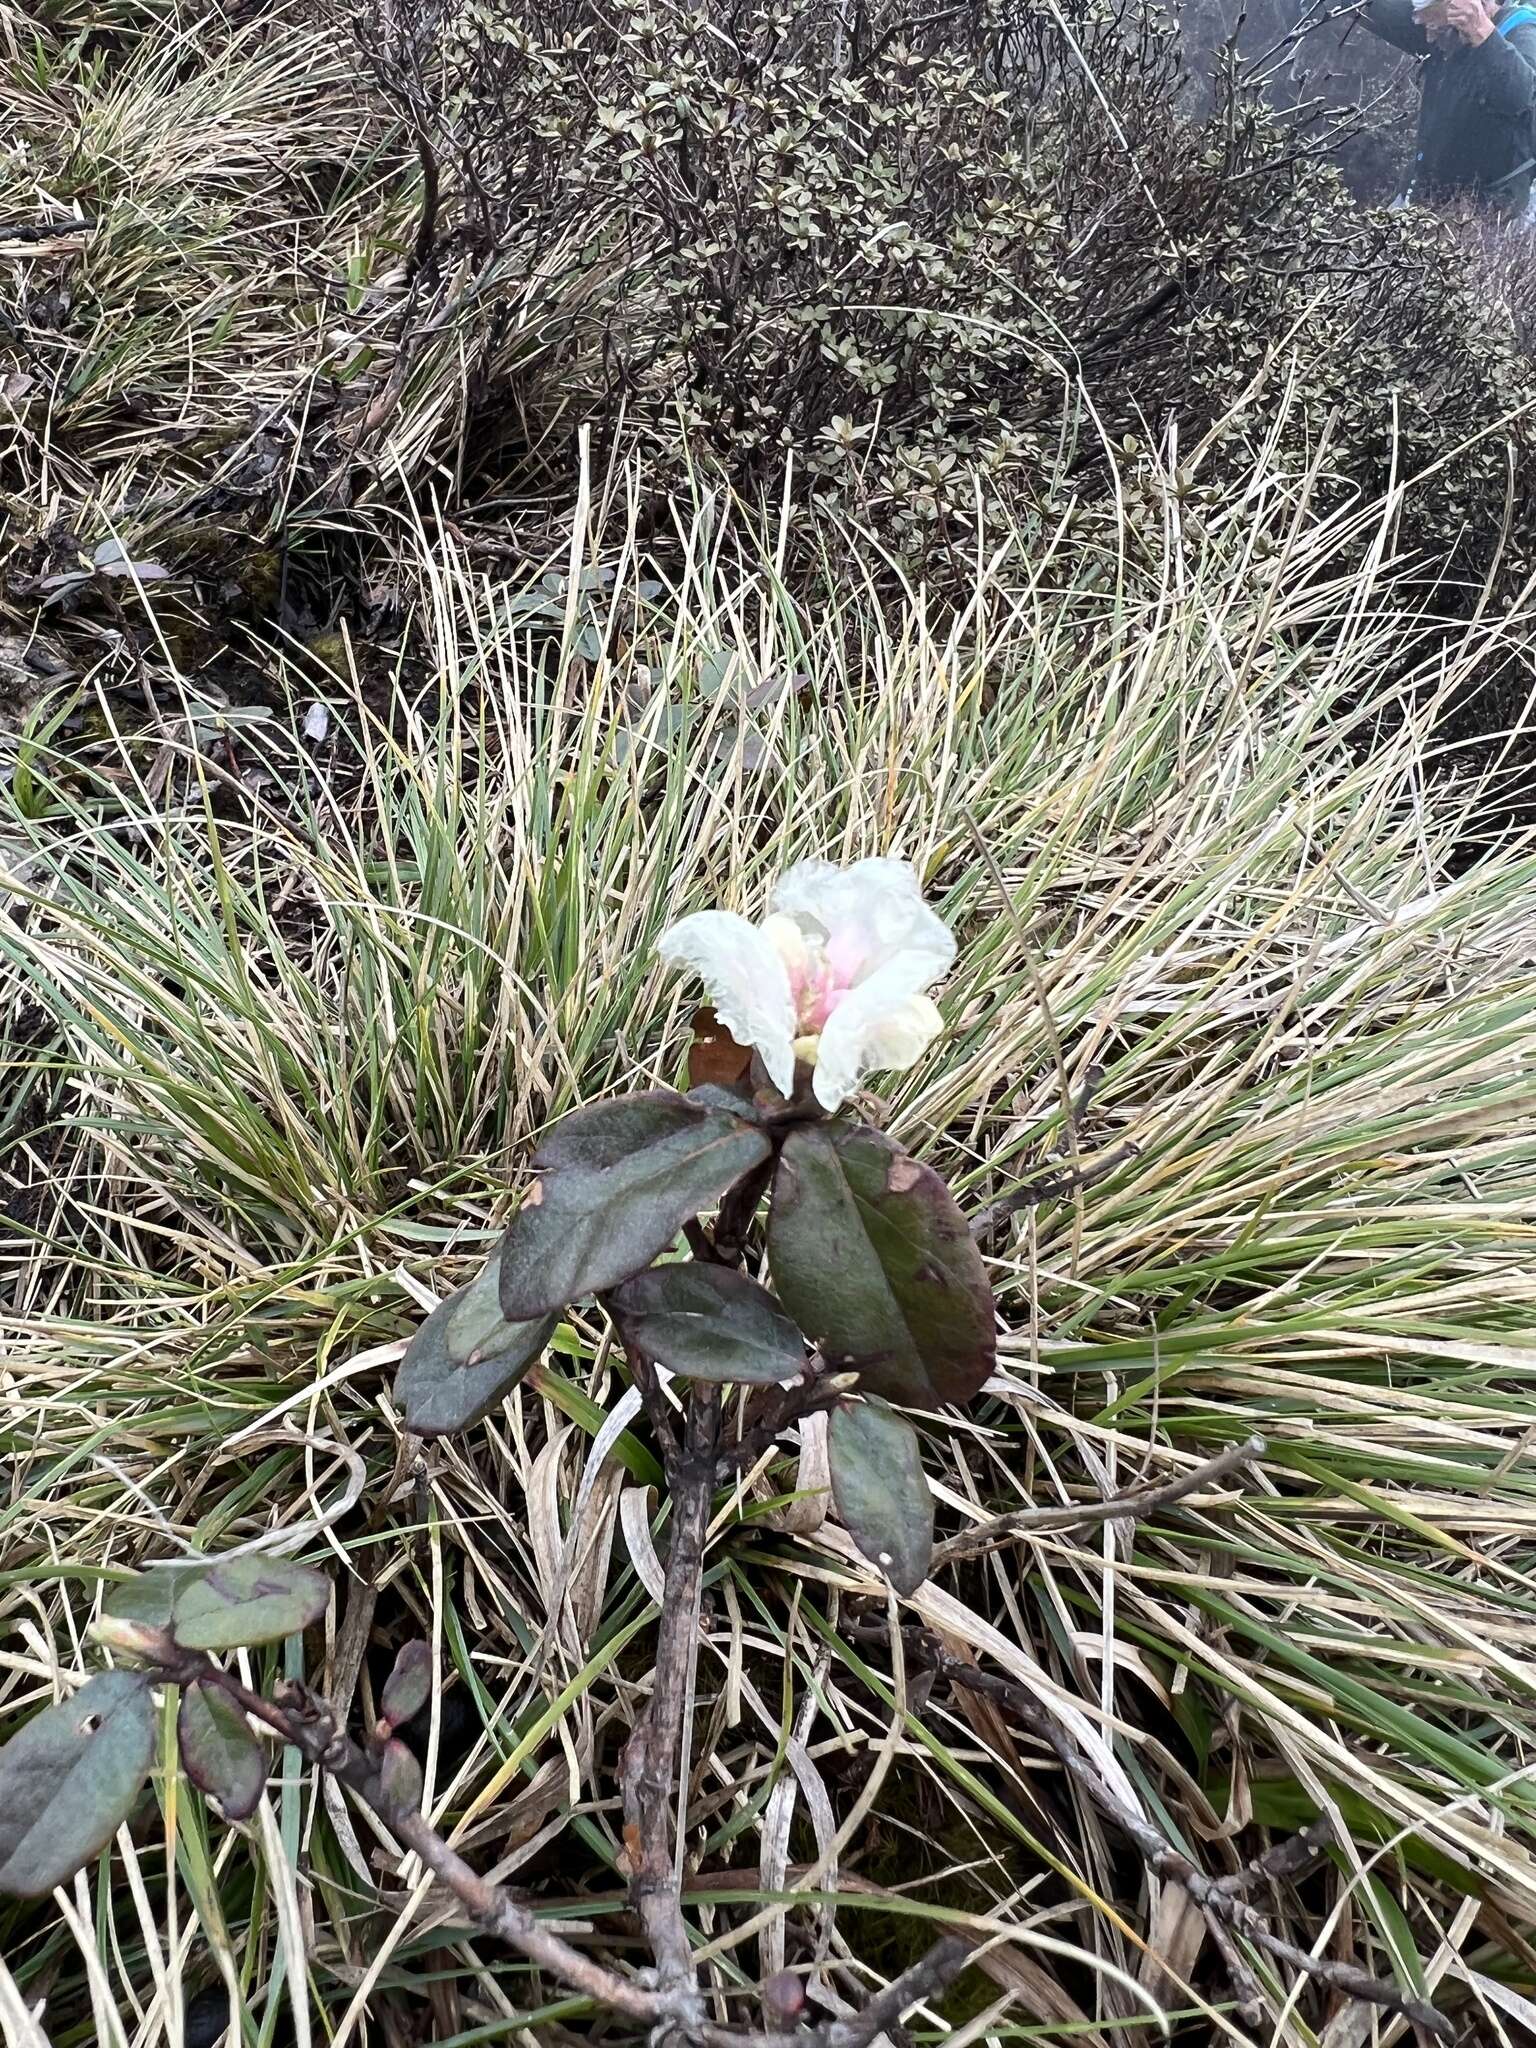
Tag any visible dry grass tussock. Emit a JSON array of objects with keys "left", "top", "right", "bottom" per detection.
[
  {"left": 3, "top": 451, "right": 1536, "bottom": 2044},
  {"left": 0, "top": 0, "right": 591, "bottom": 620}
]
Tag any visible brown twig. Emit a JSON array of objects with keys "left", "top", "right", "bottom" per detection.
[
  {"left": 715, "top": 1362, "right": 851, "bottom": 1477},
  {"left": 619, "top": 1383, "right": 720, "bottom": 2031},
  {"left": 410, "top": 130, "right": 440, "bottom": 280},
  {"left": 683, "top": 1217, "right": 722, "bottom": 1264},
  {"left": 149, "top": 1647, "right": 671, "bottom": 2025},
  {"left": 932, "top": 1434, "right": 1269, "bottom": 1566},
  {"left": 969, "top": 1141, "right": 1140, "bottom": 1244},
  {"left": 906, "top": 1635, "right": 1453, "bottom": 2041},
  {"left": 1216, "top": 1815, "right": 1336, "bottom": 1896},
  {"left": 134, "top": 1628, "right": 970, "bottom": 2048},
  {"left": 812, "top": 1935, "right": 970, "bottom": 2048},
  {"left": 617, "top": 1322, "right": 684, "bottom": 1479},
  {"left": 713, "top": 1154, "right": 777, "bottom": 1267},
  {"left": 1203, "top": 1912, "right": 1266, "bottom": 2028},
  {"left": 698, "top": 1935, "right": 970, "bottom": 2048}
]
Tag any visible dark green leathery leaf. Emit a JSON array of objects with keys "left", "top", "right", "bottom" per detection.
[
  {"left": 168, "top": 1554, "right": 330, "bottom": 1652},
  {"left": 444, "top": 1246, "right": 514, "bottom": 1360},
  {"left": 609, "top": 1263, "right": 805, "bottom": 1383},
  {"left": 395, "top": 1275, "right": 555, "bottom": 1438},
  {"left": 0, "top": 1670, "right": 156, "bottom": 1896},
  {"left": 98, "top": 1565, "right": 197, "bottom": 1637},
  {"left": 498, "top": 1090, "right": 772, "bottom": 1319},
  {"left": 767, "top": 1122, "right": 994, "bottom": 1406},
  {"left": 827, "top": 1398, "right": 934, "bottom": 1596},
  {"left": 177, "top": 1681, "right": 265, "bottom": 1820},
  {"left": 685, "top": 1081, "right": 760, "bottom": 1117}
]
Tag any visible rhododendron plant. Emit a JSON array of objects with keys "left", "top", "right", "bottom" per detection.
[
  {"left": 8, "top": 855, "right": 997, "bottom": 2047},
  {"left": 3, "top": 849, "right": 1426, "bottom": 2043}
]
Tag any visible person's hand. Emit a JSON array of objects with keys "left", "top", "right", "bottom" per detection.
[{"left": 1421, "top": 0, "right": 1495, "bottom": 44}]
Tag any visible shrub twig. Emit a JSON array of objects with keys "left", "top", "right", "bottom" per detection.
[
  {"left": 619, "top": 1383, "right": 719, "bottom": 2030},
  {"left": 145, "top": 1646, "right": 672, "bottom": 2025},
  {"left": 135, "top": 1594, "right": 968, "bottom": 2048},
  {"left": 123, "top": 1268, "right": 960, "bottom": 2048},
  {"left": 932, "top": 1433, "right": 1269, "bottom": 1565},
  {"left": 903, "top": 1632, "right": 1455, "bottom": 2041}
]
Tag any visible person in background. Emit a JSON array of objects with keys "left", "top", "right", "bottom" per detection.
[{"left": 1363, "top": 0, "right": 1536, "bottom": 217}]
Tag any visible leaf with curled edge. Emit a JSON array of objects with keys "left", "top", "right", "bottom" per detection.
[{"left": 497, "top": 1090, "right": 771, "bottom": 1319}]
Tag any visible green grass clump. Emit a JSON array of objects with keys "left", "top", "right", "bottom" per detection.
[{"left": 4, "top": 454, "right": 1536, "bottom": 2042}]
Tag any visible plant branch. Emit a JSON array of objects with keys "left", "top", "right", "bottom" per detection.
[
  {"left": 1216, "top": 1815, "right": 1336, "bottom": 1895},
  {"left": 684, "top": 1217, "right": 722, "bottom": 1263},
  {"left": 716, "top": 1361, "right": 851, "bottom": 1476},
  {"left": 709, "top": 1934, "right": 971, "bottom": 2048},
  {"left": 618, "top": 1323, "right": 684, "bottom": 1480},
  {"left": 714, "top": 1154, "right": 777, "bottom": 1267},
  {"left": 135, "top": 1627, "right": 969, "bottom": 2048},
  {"left": 931, "top": 1434, "right": 1268, "bottom": 1566},
  {"left": 970, "top": 1142, "right": 1139, "bottom": 1244},
  {"left": 619, "top": 1383, "right": 720, "bottom": 2027},
  {"left": 905, "top": 1634, "right": 1453, "bottom": 2041},
  {"left": 810, "top": 1934, "right": 970, "bottom": 2048},
  {"left": 150, "top": 1647, "right": 670, "bottom": 2025}
]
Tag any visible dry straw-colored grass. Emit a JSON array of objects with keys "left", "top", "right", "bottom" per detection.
[{"left": 4, "top": 440, "right": 1536, "bottom": 2044}]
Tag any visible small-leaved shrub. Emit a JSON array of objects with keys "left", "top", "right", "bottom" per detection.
[{"left": 352, "top": 0, "right": 1536, "bottom": 612}]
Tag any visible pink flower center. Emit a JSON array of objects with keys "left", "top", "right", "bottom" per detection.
[{"left": 788, "top": 938, "right": 862, "bottom": 1034}]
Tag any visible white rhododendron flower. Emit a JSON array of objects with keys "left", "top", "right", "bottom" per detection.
[{"left": 659, "top": 857, "right": 956, "bottom": 1111}]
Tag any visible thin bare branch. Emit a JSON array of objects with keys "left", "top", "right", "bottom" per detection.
[
  {"left": 152, "top": 1647, "right": 672, "bottom": 2026},
  {"left": 932, "top": 1434, "right": 1269, "bottom": 1566},
  {"left": 619, "top": 1383, "right": 719, "bottom": 2028},
  {"left": 908, "top": 1635, "right": 1454, "bottom": 2041}
]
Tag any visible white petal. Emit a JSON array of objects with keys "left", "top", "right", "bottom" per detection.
[
  {"left": 657, "top": 911, "right": 797, "bottom": 1095},
  {"left": 760, "top": 912, "right": 813, "bottom": 985},
  {"left": 857, "top": 991, "right": 946, "bottom": 1073},
  {"left": 811, "top": 975, "right": 946, "bottom": 1112},
  {"left": 771, "top": 857, "right": 955, "bottom": 986}
]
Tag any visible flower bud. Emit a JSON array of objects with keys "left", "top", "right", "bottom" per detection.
[
  {"left": 378, "top": 1736, "right": 423, "bottom": 1812},
  {"left": 90, "top": 1614, "right": 173, "bottom": 1663},
  {"left": 763, "top": 1970, "right": 806, "bottom": 2023}
]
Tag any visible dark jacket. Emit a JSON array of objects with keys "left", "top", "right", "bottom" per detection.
[{"left": 1364, "top": 0, "right": 1536, "bottom": 213}]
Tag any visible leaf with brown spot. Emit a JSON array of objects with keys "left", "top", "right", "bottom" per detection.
[
  {"left": 0, "top": 1671, "right": 156, "bottom": 1897},
  {"left": 767, "top": 1122, "right": 994, "bottom": 1405}
]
